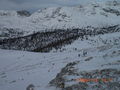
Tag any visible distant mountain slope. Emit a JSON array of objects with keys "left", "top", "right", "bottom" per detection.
[
  {"left": 0, "top": 1, "right": 120, "bottom": 39},
  {"left": 29, "top": 1, "right": 120, "bottom": 29}
]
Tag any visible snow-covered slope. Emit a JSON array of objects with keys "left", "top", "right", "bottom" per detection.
[
  {"left": 29, "top": 1, "right": 120, "bottom": 29},
  {"left": 0, "top": 31, "right": 120, "bottom": 90},
  {"left": 0, "top": 1, "right": 120, "bottom": 38}
]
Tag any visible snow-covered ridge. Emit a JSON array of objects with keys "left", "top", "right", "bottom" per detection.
[
  {"left": 30, "top": 1, "right": 120, "bottom": 27},
  {"left": 0, "top": 1, "right": 120, "bottom": 38}
]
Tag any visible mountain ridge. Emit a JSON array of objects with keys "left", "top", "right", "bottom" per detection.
[{"left": 0, "top": 1, "right": 120, "bottom": 39}]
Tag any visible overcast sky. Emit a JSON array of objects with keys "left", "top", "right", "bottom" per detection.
[{"left": 0, "top": 0, "right": 116, "bottom": 12}]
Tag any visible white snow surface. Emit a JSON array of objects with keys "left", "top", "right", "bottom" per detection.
[{"left": 0, "top": 32, "right": 120, "bottom": 90}]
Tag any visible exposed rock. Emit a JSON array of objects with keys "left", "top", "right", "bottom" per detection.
[
  {"left": 26, "top": 84, "right": 35, "bottom": 90},
  {"left": 17, "top": 10, "right": 31, "bottom": 17},
  {"left": 50, "top": 61, "right": 120, "bottom": 90}
]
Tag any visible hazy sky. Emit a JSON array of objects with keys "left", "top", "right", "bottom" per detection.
[{"left": 0, "top": 0, "right": 116, "bottom": 11}]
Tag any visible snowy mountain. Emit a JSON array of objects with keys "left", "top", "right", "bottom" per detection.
[
  {"left": 0, "top": 1, "right": 120, "bottom": 90},
  {"left": 29, "top": 1, "right": 120, "bottom": 29},
  {"left": 0, "top": 1, "right": 120, "bottom": 39}
]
